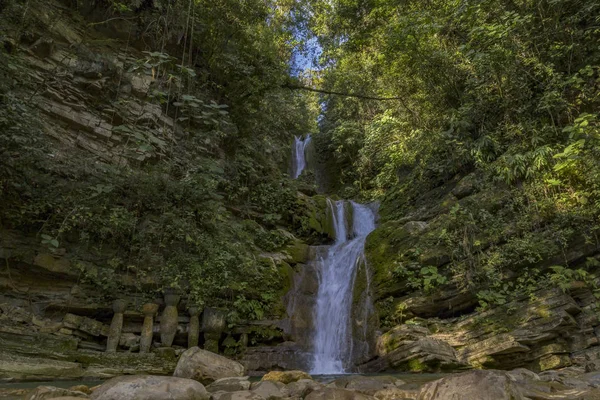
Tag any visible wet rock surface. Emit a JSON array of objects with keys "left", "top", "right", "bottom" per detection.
[{"left": 14, "top": 368, "right": 600, "bottom": 400}]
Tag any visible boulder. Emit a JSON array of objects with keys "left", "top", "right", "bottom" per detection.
[
  {"left": 305, "top": 388, "right": 375, "bottom": 400},
  {"left": 207, "top": 377, "right": 251, "bottom": 393},
  {"left": 416, "top": 370, "right": 525, "bottom": 400},
  {"left": 261, "top": 370, "right": 312, "bottom": 384},
  {"left": 47, "top": 398, "right": 91, "bottom": 400},
  {"left": 25, "top": 386, "right": 88, "bottom": 400},
  {"left": 286, "top": 379, "right": 323, "bottom": 398},
  {"left": 210, "top": 391, "right": 265, "bottom": 400},
  {"left": 250, "top": 381, "right": 287, "bottom": 400},
  {"left": 374, "top": 388, "right": 419, "bottom": 400},
  {"left": 174, "top": 347, "right": 245, "bottom": 385},
  {"left": 90, "top": 375, "right": 209, "bottom": 400},
  {"left": 68, "top": 385, "right": 92, "bottom": 395},
  {"left": 376, "top": 325, "right": 430, "bottom": 356},
  {"left": 451, "top": 173, "right": 478, "bottom": 199}
]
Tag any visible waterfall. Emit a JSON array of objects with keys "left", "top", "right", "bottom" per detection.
[
  {"left": 292, "top": 135, "right": 311, "bottom": 179},
  {"left": 310, "top": 200, "right": 377, "bottom": 374}
]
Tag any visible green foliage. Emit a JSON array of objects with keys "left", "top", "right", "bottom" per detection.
[
  {"left": 395, "top": 264, "right": 447, "bottom": 294},
  {"left": 306, "top": 0, "right": 600, "bottom": 200},
  {"left": 304, "top": 0, "right": 600, "bottom": 314},
  {"left": 548, "top": 265, "right": 597, "bottom": 294},
  {"left": 0, "top": 0, "right": 318, "bottom": 321}
]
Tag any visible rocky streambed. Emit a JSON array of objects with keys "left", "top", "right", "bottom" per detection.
[{"left": 4, "top": 347, "right": 600, "bottom": 400}]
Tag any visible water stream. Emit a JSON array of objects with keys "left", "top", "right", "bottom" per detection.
[
  {"left": 290, "top": 136, "right": 376, "bottom": 374},
  {"left": 310, "top": 200, "right": 377, "bottom": 374},
  {"left": 291, "top": 135, "right": 311, "bottom": 179}
]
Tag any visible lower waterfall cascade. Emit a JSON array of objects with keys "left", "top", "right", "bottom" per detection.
[{"left": 310, "top": 199, "right": 377, "bottom": 374}]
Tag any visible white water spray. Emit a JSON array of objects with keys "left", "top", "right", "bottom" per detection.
[
  {"left": 310, "top": 200, "right": 376, "bottom": 374},
  {"left": 292, "top": 135, "right": 311, "bottom": 179}
]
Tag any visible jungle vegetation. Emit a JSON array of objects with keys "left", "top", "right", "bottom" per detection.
[{"left": 1, "top": 0, "right": 599, "bottom": 324}]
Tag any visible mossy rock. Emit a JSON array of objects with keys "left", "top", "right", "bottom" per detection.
[
  {"left": 262, "top": 370, "right": 312, "bottom": 384},
  {"left": 537, "top": 354, "right": 571, "bottom": 371},
  {"left": 350, "top": 260, "right": 379, "bottom": 363},
  {"left": 283, "top": 240, "right": 310, "bottom": 264},
  {"left": 277, "top": 260, "right": 294, "bottom": 303},
  {"left": 296, "top": 194, "right": 335, "bottom": 240},
  {"left": 419, "top": 246, "right": 450, "bottom": 267},
  {"left": 364, "top": 220, "right": 416, "bottom": 299}
]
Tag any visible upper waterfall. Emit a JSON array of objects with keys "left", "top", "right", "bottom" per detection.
[
  {"left": 291, "top": 135, "right": 311, "bottom": 179},
  {"left": 310, "top": 200, "right": 377, "bottom": 374}
]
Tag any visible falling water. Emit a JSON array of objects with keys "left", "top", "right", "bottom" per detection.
[
  {"left": 311, "top": 200, "right": 377, "bottom": 374},
  {"left": 292, "top": 135, "right": 312, "bottom": 179}
]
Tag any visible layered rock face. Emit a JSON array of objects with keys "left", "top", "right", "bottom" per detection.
[
  {"left": 361, "top": 171, "right": 600, "bottom": 374},
  {"left": 362, "top": 255, "right": 600, "bottom": 373},
  {"left": 0, "top": 0, "right": 290, "bottom": 379}
]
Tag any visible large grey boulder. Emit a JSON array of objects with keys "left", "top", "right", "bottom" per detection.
[
  {"left": 250, "top": 381, "right": 288, "bottom": 399},
  {"left": 90, "top": 375, "right": 209, "bottom": 400},
  {"left": 305, "top": 388, "right": 375, "bottom": 400},
  {"left": 416, "top": 370, "right": 525, "bottom": 400},
  {"left": 286, "top": 379, "right": 323, "bottom": 398},
  {"left": 206, "top": 377, "right": 251, "bottom": 393},
  {"left": 174, "top": 347, "right": 245, "bottom": 385},
  {"left": 211, "top": 391, "right": 265, "bottom": 400}
]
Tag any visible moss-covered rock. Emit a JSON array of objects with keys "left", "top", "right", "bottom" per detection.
[
  {"left": 283, "top": 240, "right": 310, "bottom": 264},
  {"left": 537, "top": 354, "right": 571, "bottom": 371},
  {"left": 350, "top": 260, "right": 378, "bottom": 364},
  {"left": 364, "top": 220, "right": 417, "bottom": 299},
  {"left": 262, "top": 370, "right": 312, "bottom": 384},
  {"left": 296, "top": 194, "right": 336, "bottom": 240}
]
